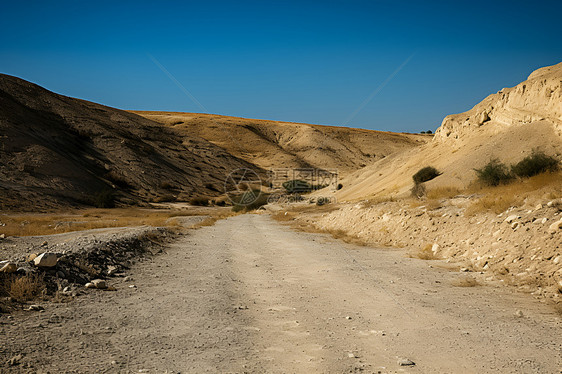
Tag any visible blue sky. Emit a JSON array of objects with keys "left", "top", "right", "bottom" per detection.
[{"left": 1, "top": 0, "right": 561, "bottom": 133}]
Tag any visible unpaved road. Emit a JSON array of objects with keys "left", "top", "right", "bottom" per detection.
[{"left": 1, "top": 214, "right": 561, "bottom": 373}]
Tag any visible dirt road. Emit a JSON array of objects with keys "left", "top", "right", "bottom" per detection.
[{"left": 2, "top": 214, "right": 561, "bottom": 373}]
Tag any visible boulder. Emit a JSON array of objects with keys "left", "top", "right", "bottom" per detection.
[
  {"left": 91, "top": 279, "right": 107, "bottom": 289},
  {"left": 505, "top": 215, "right": 520, "bottom": 223},
  {"left": 33, "top": 253, "right": 57, "bottom": 268}
]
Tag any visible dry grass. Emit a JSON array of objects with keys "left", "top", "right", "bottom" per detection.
[
  {"left": 0, "top": 207, "right": 231, "bottom": 237},
  {"left": 465, "top": 171, "right": 562, "bottom": 215},
  {"left": 3, "top": 274, "right": 46, "bottom": 302},
  {"left": 426, "top": 187, "right": 462, "bottom": 200}
]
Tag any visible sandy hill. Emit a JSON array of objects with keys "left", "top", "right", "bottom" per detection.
[
  {"left": 132, "top": 111, "right": 429, "bottom": 176},
  {"left": 336, "top": 62, "right": 562, "bottom": 201},
  {"left": 0, "top": 74, "right": 260, "bottom": 210}
]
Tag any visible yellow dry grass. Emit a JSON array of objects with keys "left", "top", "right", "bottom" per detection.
[
  {"left": 0, "top": 207, "right": 232, "bottom": 237},
  {"left": 3, "top": 274, "right": 46, "bottom": 302},
  {"left": 466, "top": 171, "right": 562, "bottom": 215}
]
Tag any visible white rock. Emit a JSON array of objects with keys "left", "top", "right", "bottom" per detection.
[
  {"left": 85, "top": 282, "right": 95, "bottom": 289},
  {"left": 535, "top": 204, "right": 543, "bottom": 210},
  {"left": 91, "top": 279, "right": 107, "bottom": 289},
  {"left": 547, "top": 201, "right": 554, "bottom": 207},
  {"left": 33, "top": 253, "right": 57, "bottom": 268},
  {"left": 548, "top": 219, "right": 562, "bottom": 234},
  {"left": 511, "top": 222, "right": 519, "bottom": 229},
  {"left": 505, "top": 215, "right": 520, "bottom": 223},
  {"left": 514, "top": 310, "right": 524, "bottom": 317},
  {"left": 398, "top": 358, "right": 415, "bottom": 366},
  {"left": 553, "top": 256, "right": 560, "bottom": 265},
  {"left": 0, "top": 234, "right": 5, "bottom": 239}
]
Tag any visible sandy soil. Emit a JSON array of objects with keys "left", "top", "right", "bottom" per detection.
[{"left": 1, "top": 214, "right": 561, "bottom": 373}]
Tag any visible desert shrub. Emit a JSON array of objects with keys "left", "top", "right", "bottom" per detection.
[
  {"left": 93, "top": 190, "right": 115, "bottom": 208},
  {"left": 412, "top": 166, "right": 441, "bottom": 184},
  {"left": 231, "top": 190, "right": 269, "bottom": 212},
  {"left": 282, "top": 180, "right": 312, "bottom": 194},
  {"left": 153, "top": 194, "right": 176, "bottom": 203},
  {"left": 511, "top": 151, "right": 559, "bottom": 178},
  {"left": 410, "top": 183, "right": 426, "bottom": 198},
  {"left": 6, "top": 274, "right": 45, "bottom": 302},
  {"left": 474, "top": 159, "right": 513, "bottom": 186},
  {"left": 189, "top": 196, "right": 209, "bottom": 206},
  {"left": 204, "top": 183, "right": 219, "bottom": 192},
  {"left": 159, "top": 182, "right": 176, "bottom": 190}
]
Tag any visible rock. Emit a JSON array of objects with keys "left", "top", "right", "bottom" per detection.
[
  {"left": 460, "top": 267, "right": 470, "bottom": 272},
  {"left": 398, "top": 358, "right": 415, "bottom": 366},
  {"left": 0, "top": 234, "right": 5, "bottom": 239},
  {"left": 7, "top": 354, "right": 23, "bottom": 366},
  {"left": 505, "top": 215, "right": 520, "bottom": 223},
  {"left": 553, "top": 256, "right": 560, "bottom": 265},
  {"left": 478, "top": 111, "right": 490, "bottom": 125},
  {"left": 41, "top": 241, "right": 48, "bottom": 247},
  {"left": 547, "top": 201, "right": 554, "bottom": 207},
  {"left": 345, "top": 316, "right": 352, "bottom": 320},
  {"left": 535, "top": 204, "right": 543, "bottom": 210},
  {"left": 548, "top": 219, "right": 562, "bottom": 233},
  {"left": 91, "top": 279, "right": 107, "bottom": 289},
  {"left": 541, "top": 218, "right": 548, "bottom": 224},
  {"left": 124, "top": 276, "right": 133, "bottom": 282},
  {"left": 557, "top": 280, "right": 562, "bottom": 293},
  {"left": 514, "top": 310, "right": 524, "bottom": 317},
  {"left": 107, "top": 265, "right": 118, "bottom": 276},
  {"left": 347, "top": 352, "right": 357, "bottom": 358},
  {"left": 27, "top": 253, "right": 38, "bottom": 262},
  {"left": 27, "top": 305, "right": 44, "bottom": 311},
  {"left": 33, "top": 253, "right": 57, "bottom": 268},
  {"left": 511, "top": 222, "right": 519, "bottom": 229},
  {"left": 0, "top": 262, "right": 17, "bottom": 273},
  {"left": 56, "top": 271, "right": 65, "bottom": 278},
  {"left": 85, "top": 282, "right": 95, "bottom": 289}
]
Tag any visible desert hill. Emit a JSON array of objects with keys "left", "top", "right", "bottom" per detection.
[
  {"left": 335, "top": 62, "right": 562, "bottom": 201},
  {"left": 0, "top": 74, "right": 260, "bottom": 210},
  {"left": 132, "top": 111, "right": 429, "bottom": 176}
]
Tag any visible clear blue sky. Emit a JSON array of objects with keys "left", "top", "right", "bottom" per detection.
[{"left": 1, "top": 0, "right": 561, "bottom": 133}]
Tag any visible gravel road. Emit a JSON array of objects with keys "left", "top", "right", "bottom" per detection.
[{"left": 1, "top": 214, "right": 561, "bottom": 373}]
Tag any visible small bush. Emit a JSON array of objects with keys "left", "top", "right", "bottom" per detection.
[
  {"left": 93, "top": 190, "right": 115, "bottom": 208},
  {"left": 153, "top": 194, "right": 176, "bottom": 203},
  {"left": 7, "top": 274, "right": 45, "bottom": 302},
  {"left": 189, "top": 197, "right": 209, "bottom": 206},
  {"left": 474, "top": 159, "right": 513, "bottom": 186},
  {"left": 231, "top": 190, "right": 269, "bottom": 212},
  {"left": 511, "top": 151, "right": 559, "bottom": 178},
  {"left": 159, "top": 182, "right": 176, "bottom": 190},
  {"left": 413, "top": 166, "right": 441, "bottom": 185},
  {"left": 410, "top": 183, "right": 426, "bottom": 198}
]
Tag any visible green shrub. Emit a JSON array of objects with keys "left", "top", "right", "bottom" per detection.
[
  {"left": 474, "top": 159, "right": 513, "bottom": 186},
  {"left": 189, "top": 197, "right": 209, "bottom": 206},
  {"left": 413, "top": 166, "right": 441, "bottom": 184},
  {"left": 231, "top": 190, "right": 269, "bottom": 212},
  {"left": 92, "top": 190, "right": 115, "bottom": 208},
  {"left": 511, "top": 151, "right": 559, "bottom": 178}
]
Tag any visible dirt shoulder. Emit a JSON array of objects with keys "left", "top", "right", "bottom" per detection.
[{"left": 273, "top": 196, "right": 562, "bottom": 307}]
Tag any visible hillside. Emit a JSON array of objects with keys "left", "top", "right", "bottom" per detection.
[
  {"left": 335, "top": 62, "right": 562, "bottom": 201},
  {"left": 132, "top": 111, "right": 429, "bottom": 176},
  {"left": 0, "top": 74, "right": 260, "bottom": 210}
]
